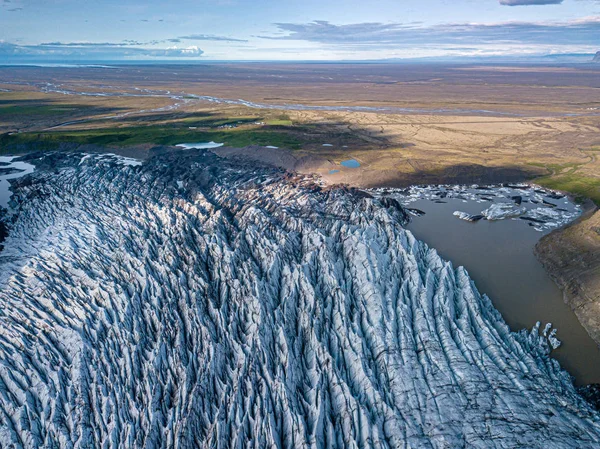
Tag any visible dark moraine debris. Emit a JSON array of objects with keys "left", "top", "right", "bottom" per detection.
[
  {"left": 504, "top": 183, "right": 531, "bottom": 189},
  {"left": 406, "top": 207, "right": 426, "bottom": 217},
  {"left": 379, "top": 196, "right": 411, "bottom": 222},
  {"left": 512, "top": 195, "right": 523, "bottom": 205},
  {"left": 0, "top": 220, "right": 6, "bottom": 252},
  {"left": 521, "top": 216, "right": 547, "bottom": 224},
  {"left": 454, "top": 211, "right": 485, "bottom": 222},
  {"left": 379, "top": 196, "right": 403, "bottom": 210},
  {"left": 350, "top": 187, "right": 373, "bottom": 199},
  {"left": 578, "top": 385, "right": 600, "bottom": 412},
  {"left": 0, "top": 167, "right": 25, "bottom": 176}
]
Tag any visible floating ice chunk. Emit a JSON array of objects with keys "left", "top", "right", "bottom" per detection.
[
  {"left": 549, "top": 328, "right": 562, "bottom": 350},
  {"left": 453, "top": 211, "right": 484, "bottom": 222},
  {"left": 533, "top": 321, "right": 562, "bottom": 350},
  {"left": 406, "top": 208, "right": 426, "bottom": 217},
  {"left": 521, "top": 207, "right": 580, "bottom": 231},
  {"left": 524, "top": 207, "right": 561, "bottom": 222},
  {"left": 481, "top": 203, "right": 526, "bottom": 220},
  {"left": 265, "top": 145, "right": 279, "bottom": 149}
]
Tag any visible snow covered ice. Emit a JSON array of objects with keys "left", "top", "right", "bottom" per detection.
[
  {"left": 481, "top": 202, "right": 527, "bottom": 220},
  {"left": 0, "top": 150, "right": 599, "bottom": 448}
]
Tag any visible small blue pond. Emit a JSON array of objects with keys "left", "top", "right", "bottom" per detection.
[
  {"left": 329, "top": 169, "right": 340, "bottom": 174},
  {"left": 340, "top": 159, "right": 361, "bottom": 168}
]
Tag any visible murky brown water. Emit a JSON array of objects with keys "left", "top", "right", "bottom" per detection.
[{"left": 405, "top": 197, "right": 600, "bottom": 385}]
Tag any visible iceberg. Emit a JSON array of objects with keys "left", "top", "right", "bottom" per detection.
[
  {"left": 482, "top": 202, "right": 527, "bottom": 220},
  {"left": 453, "top": 210, "right": 484, "bottom": 222}
]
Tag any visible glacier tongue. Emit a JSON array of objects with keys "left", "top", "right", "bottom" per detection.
[{"left": 0, "top": 150, "right": 599, "bottom": 448}]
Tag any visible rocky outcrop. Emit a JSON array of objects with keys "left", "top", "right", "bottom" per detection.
[
  {"left": 593, "top": 51, "right": 600, "bottom": 63},
  {"left": 536, "top": 207, "right": 600, "bottom": 345},
  {"left": 1, "top": 150, "right": 600, "bottom": 448}
]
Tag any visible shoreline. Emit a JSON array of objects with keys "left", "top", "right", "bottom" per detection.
[{"left": 534, "top": 206, "right": 600, "bottom": 350}]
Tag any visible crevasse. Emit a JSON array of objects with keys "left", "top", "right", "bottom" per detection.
[{"left": 0, "top": 150, "right": 598, "bottom": 448}]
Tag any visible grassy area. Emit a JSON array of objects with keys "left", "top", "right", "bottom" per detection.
[
  {"left": 0, "top": 123, "right": 303, "bottom": 152},
  {"left": 0, "top": 104, "right": 90, "bottom": 117},
  {"left": 176, "top": 115, "right": 260, "bottom": 128},
  {"left": 266, "top": 119, "right": 293, "bottom": 126},
  {"left": 529, "top": 149, "right": 600, "bottom": 206},
  {"left": 535, "top": 174, "right": 600, "bottom": 206}
]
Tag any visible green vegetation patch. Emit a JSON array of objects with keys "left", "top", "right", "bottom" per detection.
[
  {"left": 0, "top": 104, "right": 89, "bottom": 117},
  {"left": 535, "top": 174, "right": 600, "bottom": 206},
  {"left": 0, "top": 123, "right": 303, "bottom": 152},
  {"left": 266, "top": 119, "right": 293, "bottom": 126},
  {"left": 175, "top": 115, "right": 260, "bottom": 128}
]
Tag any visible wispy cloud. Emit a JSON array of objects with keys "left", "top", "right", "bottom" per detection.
[
  {"left": 179, "top": 34, "right": 248, "bottom": 43},
  {"left": 0, "top": 41, "right": 204, "bottom": 60},
  {"left": 1, "top": 0, "right": 21, "bottom": 10},
  {"left": 259, "top": 17, "right": 600, "bottom": 48},
  {"left": 40, "top": 40, "right": 183, "bottom": 47}
]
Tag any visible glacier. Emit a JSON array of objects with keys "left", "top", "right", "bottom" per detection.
[{"left": 0, "top": 149, "right": 599, "bottom": 448}]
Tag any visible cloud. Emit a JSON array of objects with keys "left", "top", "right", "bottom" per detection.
[
  {"left": 500, "top": 0, "right": 562, "bottom": 4},
  {"left": 146, "top": 46, "right": 203, "bottom": 57},
  {"left": 0, "top": 41, "right": 204, "bottom": 60},
  {"left": 41, "top": 42, "right": 134, "bottom": 47},
  {"left": 259, "top": 17, "right": 600, "bottom": 48},
  {"left": 41, "top": 40, "right": 178, "bottom": 47},
  {"left": 179, "top": 34, "right": 248, "bottom": 43}
]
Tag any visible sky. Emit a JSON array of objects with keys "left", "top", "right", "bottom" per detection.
[{"left": 0, "top": 0, "right": 599, "bottom": 61}]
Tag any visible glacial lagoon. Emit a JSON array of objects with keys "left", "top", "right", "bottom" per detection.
[
  {"left": 376, "top": 184, "right": 600, "bottom": 384},
  {"left": 0, "top": 156, "right": 36, "bottom": 209}
]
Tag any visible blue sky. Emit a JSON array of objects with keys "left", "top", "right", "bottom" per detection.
[{"left": 1, "top": 0, "right": 599, "bottom": 61}]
